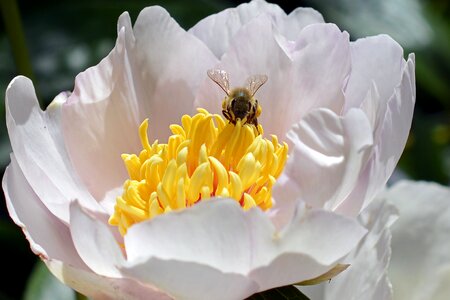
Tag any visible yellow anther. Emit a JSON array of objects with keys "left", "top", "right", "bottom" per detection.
[
  {"left": 122, "top": 154, "right": 141, "bottom": 181},
  {"left": 219, "top": 187, "right": 230, "bottom": 198},
  {"left": 116, "top": 196, "right": 147, "bottom": 222},
  {"left": 243, "top": 193, "right": 257, "bottom": 210},
  {"left": 125, "top": 183, "right": 146, "bottom": 210},
  {"left": 208, "top": 156, "right": 228, "bottom": 195},
  {"left": 139, "top": 119, "right": 152, "bottom": 153},
  {"left": 223, "top": 119, "right": 243, "bottom": 167},
  {"left": 161, "top": 160, "right": 177, "bottom": 199},
  {"left": 176, "top": 147, "right": 188, "bottom": 166},
  {"left": 237, "top": 153, "right": 261, "bottom": 190},
  {"left": 229, "top": 171, "right": 243, "bottom": 201},
  {"left": 214, "top": 114, "right": 226, "bottom": 131},
  {"left": 199, "top": 144, "right": 209, "bottom": 165},
  {"left": 149, "top": 192, "right": 163, "bottom": 217},
  {"left": 201, "top": 186, "right": 211, "bottom": 200},
  {"left": 168, "top": 135, "right": 183, "bottom": 160},
  {"left": 109, "top": 109, "right": 288, "bottom": 236},
  {"left": 176, "top": 178, "right": 186, "bottom": 209},
  {"left": 170, "top": 124, "right": 185, "bottom": 138},
  {"left": 157, "top": 182, "right": 171, "bottom": 209},
  {"left": 188, "top": 162, "right": 212, "bottom": 203},
  {"left": 181, "top": 115, "right": 192, "bottom": 133}
]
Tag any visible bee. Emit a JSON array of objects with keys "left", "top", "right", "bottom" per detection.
[{"left": 207, "top": 69, "right": 268, "bottom": 128}]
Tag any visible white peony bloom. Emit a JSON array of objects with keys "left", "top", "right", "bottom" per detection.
[{"left": 2, "top": 1, "right": 415, "bottom": 299}]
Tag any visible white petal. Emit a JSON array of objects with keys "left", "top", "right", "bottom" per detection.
[
  {"left": 328, "top": 198, "right": 396, "bottom": 300},
  {"left": 62, "top": 27, "right": 143, "bottom": 205},
  {"left": 197, "top": 21, "right": 350, "bottom": 140},
  {"left": 344, "top": 35, "right": 405, "bottom": 111},
  {"left": 131, "top": 6, "right": 218, "bottom": 132},
  {"left": 124, "top": 200, "right": 256, "bottom": 274},
  {"left": 5, "top": 76, "right": 102, "bottom": 222},
  {"left": 45, "top": 259, "right": 170, "bottom": 300},
  {"left": 3, "top": 154, "right": 85, "bottom": 268},
  {"left": 337, "top": 54, "right": 415, "bottom": 215},
  {"left": 123, "top": 199, "right": 365, "bottom": 295},
  {"left": 386, "top": 181, "right": 450, "bottom": 300},
  {"left": 195, "top": 14, "right": 293, "bottom": 139},
  {"left": 269, "top": 173, "right": 301, "bottom": 230},
  {"left": 278, "top": 7, "right": 324, "bottom": 41},
  {"left": 62, "top": 7, "right": 218, "bottom": 204},
  {"left": 281, "top": 108, "right": 373, "bottom": 211},
  {"left": 69, "top": 201, "right": 124, "bottom": 278},
  {"left": 288, "top": 23, "right": 350, "bottom": 120},
  {"left": 188, "top": 0, "right": 285, "bottom": 58},
  {"left": 301, "top": 198, "right": 397, "bottom": 300},
  {"left": 250, "top": 201, "right": 367, "bottom": 290},
  {"left": 121, "top": 258, "right": 259, "bottom": 300}
]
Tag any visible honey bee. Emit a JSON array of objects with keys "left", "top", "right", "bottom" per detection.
[{"left": 207, "top": 69, "right": 268, "bottom": 128}]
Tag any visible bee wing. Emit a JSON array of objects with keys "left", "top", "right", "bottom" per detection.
[
  {"left": 246, "top": 74, "right": 268, "bottom": 96},
  {"left": 207, "top": 69, "right": 230, "bottom": 95}
]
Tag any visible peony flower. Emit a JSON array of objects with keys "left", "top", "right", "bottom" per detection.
[
  {"left": 299, "top": 180, "right": 450, "bottom": 300},
  {"left": 3, "top": 0, "right": 415, "bottom": 299},
  {"left": 387, "top": 181, "right": 450, "bottom": 300},
  {"left": 300, "top": 193, "right": 398, "bottom": 300}
]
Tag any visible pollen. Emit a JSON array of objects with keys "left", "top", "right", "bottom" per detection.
[{"left": 109, "top": 109, "right": 288, "bottom": 236}]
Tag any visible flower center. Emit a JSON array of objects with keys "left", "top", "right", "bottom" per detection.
[{"left": 109, "top": 108, "right": 288, "bottom": 236}]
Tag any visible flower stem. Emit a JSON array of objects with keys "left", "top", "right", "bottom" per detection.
[
  {"left": 75, "top": 291, "right": 89, "bottom": 300},
  {"left": 0, "top": 0, "right": 36, "bottom": 83}
]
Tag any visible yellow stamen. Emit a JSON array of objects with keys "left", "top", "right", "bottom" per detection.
[{"left": 109, "top": 109, "right": 288, "bottom": 235}]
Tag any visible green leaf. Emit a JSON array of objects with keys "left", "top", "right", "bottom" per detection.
[
  {"left": 296, "top": 264, "right": 349, "bottom": 286},
  {"left": 246, "top": 285, "right": 311, "bottom": 300},
  {"left": 23, "top": 260, "right": 76, "bottom": 300}
]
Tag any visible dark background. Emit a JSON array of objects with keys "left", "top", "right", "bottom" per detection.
[{"left": 0, "top": 0, "right": 448, "bottom": 299}]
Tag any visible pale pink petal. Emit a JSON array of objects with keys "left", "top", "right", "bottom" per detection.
[
  {"left": 3, "top": 154, "right": 85, "bottom": 268},
  {"left": 124, "top": 200, "right": 257, "bottom": 274},
  {"left": 195, "top": 14, "right": 293, "bottom": 139},
  {"left": 45, "top": 259, "right": 170, "bottom": 300},
  {"left": 123, "top": 199, "right": 365, "bottom": 295},
  {"left": 280, "top": 108, "right": 373, "bottom": 210},
  {"left": 62, "top": 26, "right": 143, "bottom": 207},
  {"left": 269, "top": 173, "right": 301, "bottom": 230},
  {"left": 188, "top": 0, "right": 285, "bottom": 58},
  {"left": 69, "top": 201, "right": 124, "bottom": 278},
  {"left": 121, "top": 259, "right": 259, "bottom": 300},
  {"left": 386, "top": 181, "right": 450, "bottom": 300},
  {"left": 287, "top": 23, "right": 350, "bottom": 121},
  {"left": 5, "top": 76, "right": 102, "bottom": 222},
  {"left": 301, "top": 198, "right": 397, "bottom": 300},
  {"left": 197, "top": 22, "right": 350, "bottom": 140},
  {"left": 344, "top": 35, "right": 405, "bottom": 112},
  {"left": 336, "top": 54, "right": 415, "bottom": 215},
  {"left": 131, "top": 6, "right": 218, "bottom": 134},
  {"left": 325, "top": 199, "right": 396, "bottom": 300},
  {"left": 278, "top": 7, "right": 324, "bottom": 41},
  {"left": 249, "top": 201, "right": 367, "bottom": 290},
  {"left": 62, "top": 8, "right": 218, "bottom": 204}
]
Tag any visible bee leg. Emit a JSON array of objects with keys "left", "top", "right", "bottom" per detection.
[
  {"left": 251, "top": 117, "right": 261, "bottom": 135},
  {"left": 222, "top": 110, "right": 233, "bottom": 123},
  {"left": 255, "top": 102, "right": 262, "bottom": 118},
  {"left": 247, "top": 105, "right": 257, "bottom": 125},
  {"left": 222, "top": 99, "right": 228, "bottom": 110}
]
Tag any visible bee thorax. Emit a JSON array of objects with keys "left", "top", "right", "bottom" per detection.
[{"left": 231, "top": 97, "right": 251, "bottom": 119}]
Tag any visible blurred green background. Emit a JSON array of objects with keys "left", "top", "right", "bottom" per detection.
[{"left": 0, "top": 0, "right": 448, "bottom": 299}]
